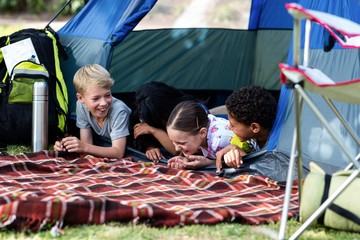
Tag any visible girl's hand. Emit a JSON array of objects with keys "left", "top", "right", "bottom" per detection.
[
  {"left": 168, "top": 155, "right": 213, "bottom": 169},
  {"left": 167, "top": 156, "right": 187, "bottom": 169},
  {"left": 187, "top": 155, "right": 213, "bottom": 169},
  {"left": 146, "top": 147, "right": 164, "bottom": 163},
  {"left": 133, "top": 122, "right": 154, "bottom": 139}
]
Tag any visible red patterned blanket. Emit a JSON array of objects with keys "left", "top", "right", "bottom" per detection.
[{"left": 0, "top": 151, "right": 298, "bottom": 232}]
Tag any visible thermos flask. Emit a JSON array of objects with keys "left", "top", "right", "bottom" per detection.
[{"left": 32, "top": 81, "right": 48, "bottom": 152}]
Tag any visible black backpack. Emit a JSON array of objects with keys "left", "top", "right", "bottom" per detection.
[{"left": 0, "top": 28, "right": 68, "bottom": 144}]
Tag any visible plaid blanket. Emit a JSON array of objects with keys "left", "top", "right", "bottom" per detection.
[{"left": 0, "top": 151, "right": 299, "bottom": 232}]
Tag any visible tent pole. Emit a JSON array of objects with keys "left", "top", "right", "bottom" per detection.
[{"left": 45, "top": 0, "right": 73, "bottom": 29}]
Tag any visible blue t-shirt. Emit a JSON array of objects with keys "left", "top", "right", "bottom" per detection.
[{"left": 76, "top": 97, "right": 131, "bottom": 146}]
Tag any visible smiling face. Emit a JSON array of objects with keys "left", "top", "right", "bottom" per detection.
[
  {"left": 228, "top": 114, "right": 257, "bottom": 142},
  {"left": 77, "top": 85, "right": 112, "bottom": 121},
  {"left": 167, "top": 127, "right": 207, "bottom": 157}
]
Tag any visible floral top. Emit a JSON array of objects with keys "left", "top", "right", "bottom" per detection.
[{"left": 199, "top": 114, "right": 234, "bottom": 159}]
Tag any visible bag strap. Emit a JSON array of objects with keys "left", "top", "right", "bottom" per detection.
[
  {"left": 319, "top": 173, "right": 360, "bottom": 225},
  {"left": 45, "top": 26, "right": 68, "bottom": 60},
  {"left": 318, "top": 174, "right": 331, "bottom": 225},
  {"left": 0, "top": 36, "right": 10, "bottom": 91},
  {"left": 328, "top": 204, "right": 360, "bottom": 225}
]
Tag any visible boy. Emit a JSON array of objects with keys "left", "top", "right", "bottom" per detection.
[
  {"left": 54, "top": 64, "right": 131, "bottom": 159},
  {"left": 215, "top": 85, "right": 277, "bottom": 173}
]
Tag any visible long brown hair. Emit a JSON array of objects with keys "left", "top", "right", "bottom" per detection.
[{"left": 167, "top": 100, "right": 209, "bottom": 135}]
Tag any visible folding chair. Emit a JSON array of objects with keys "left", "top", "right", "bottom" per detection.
[{"left": 277, "top": 3, "right": 360, "bottom": 239}]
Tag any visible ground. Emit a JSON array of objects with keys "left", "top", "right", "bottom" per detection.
[
  {"left": 0, "top": 12, "right": 69, "bottom": 31},
  {"left": 1, "top": 0, "right": 251, "bottom": 32}
]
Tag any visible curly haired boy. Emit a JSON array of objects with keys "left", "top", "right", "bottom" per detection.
[{"left": 216, "top": 85, "right": 277, "bottom": 172}]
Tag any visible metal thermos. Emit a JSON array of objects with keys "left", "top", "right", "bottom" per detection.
[{"left": 32, "top": 81, "right": 48, "bottom": 152}]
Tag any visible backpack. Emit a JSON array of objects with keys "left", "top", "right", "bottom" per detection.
[{"left": 0, "top": 28, "right": 68, "bottom": 144}]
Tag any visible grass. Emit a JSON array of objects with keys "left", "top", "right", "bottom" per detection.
[
  {"left": 0, "top": 216, "right": 359, "bottom": 240},
  {"left": 0, "top": 25, "right": 30, "bottom": 36},
  {"left": 0, "top": 212, "right": 359, "bottom": 240},
  {"left": 1, "top": 145, "right": 360, "bottom": 239}
]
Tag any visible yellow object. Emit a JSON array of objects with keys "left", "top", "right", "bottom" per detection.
[
  {"left": 300, "top": 162, "right": 360, "bottom": 232},
  {"left": 230, "top": 135, "right": 251, "bottom": 153}
]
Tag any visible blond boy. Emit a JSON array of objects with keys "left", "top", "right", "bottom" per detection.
[{"left": 54, "top": 64, "right": 131, "bottom": 158}]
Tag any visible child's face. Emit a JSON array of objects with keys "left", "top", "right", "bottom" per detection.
[
  {"left": 77, "top": 85, "right": 112, "bottom": 120},
  {"left": 228, "top": 114, "right": 255, "bottom": 142},
  {"left": 167, "top": 127, "right": 205, "bottom": 157}
]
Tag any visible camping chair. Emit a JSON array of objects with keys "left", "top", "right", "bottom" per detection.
[{"left": 277, "top": 3, "right": 360, "bottom": 239}]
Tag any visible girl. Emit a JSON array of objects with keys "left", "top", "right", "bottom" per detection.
[
  {"left": 132, "top": 82, "right": 207, "bottom": 162},
  {"left": 166, "top": 100, "right": 233, "bottom": 169}
]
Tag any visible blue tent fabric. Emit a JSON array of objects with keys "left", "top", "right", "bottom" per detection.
[
  {"left": 266, "top": 85, "right": 291, "bottom": 151},
  {"left": 248, "top": 0, "right": 298, "bottom": 30},
  {"left": 267, "top": 0, "right": 360, "bottom": 173},
  {"left": 58, "top": 0, "right": 157, "bottom": 45},
  {"left": 58, "top": 0, "right": 157, "bottom": 115}
]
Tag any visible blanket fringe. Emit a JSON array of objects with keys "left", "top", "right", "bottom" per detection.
[
  {"left": 0, "top": 215, "right": 16, "bottom": 228},
  {"left": 50, "top": 221, "right": 65, "bottom": 237}
]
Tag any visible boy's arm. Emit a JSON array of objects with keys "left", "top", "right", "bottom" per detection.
[
  {"left": 215, "top": 144, "right": 237, "bottom": 173},
  {"left": 80, "top": 128, "right": 93, "bottom": 144},
  {"left": 78, "top": 128, "right": 127, "bottom": 159},
  {"left": 77, "top": 137, "right": 127, "bottom": 159},
  {"left": 223, "top": 148, "right": 246, "bottom": 168}
]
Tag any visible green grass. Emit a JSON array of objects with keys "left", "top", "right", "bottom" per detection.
[
  {"left": 0, "top": 217, "right": 359, "bottom": 240},
  {"left": 5, "top": 145, "right": 32, "bottom": 154},
  {"left": 2, "top": 145, "right": 360, "bottom": 239},
  {"left": 0, "top": 25, "right": 27, "bottom": 36}
]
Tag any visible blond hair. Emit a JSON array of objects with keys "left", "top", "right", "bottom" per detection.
[{"left": 73, "top": 64, "right": 114, "bottom": 95}]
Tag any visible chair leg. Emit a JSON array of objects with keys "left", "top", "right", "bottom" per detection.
[
  {"left": 278, "top": 89, "right": 303, "bottom": 240},
  {"left": 323, "top": 97, "right": 360, "bottom": 146},
  {"left": 278, "top": 128, "right": 299, "bottom": 240},
  {"left": 295, "top": 85, "right": 360, "bottom": 169}
]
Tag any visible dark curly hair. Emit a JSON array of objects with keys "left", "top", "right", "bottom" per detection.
[
  {"left": 225, "top": 85, "right": 277, "bottom": 130},
  {"left": 131, "top": 82, "right": 195, "bottom": 152}
]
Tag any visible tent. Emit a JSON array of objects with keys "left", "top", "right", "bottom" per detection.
[
  {"left": 57, "top": 0, "right": 360, "bottom": 177},
  {"left": 58, "top": 0, "right": 158, "bottom": 117},
  {"left": 58, "top": 0, "right": 295, "bottom": 116}
]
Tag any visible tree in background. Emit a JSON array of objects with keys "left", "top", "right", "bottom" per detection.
[{"left": 0, "top": 0, "right": 88, "bottom": 15}]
